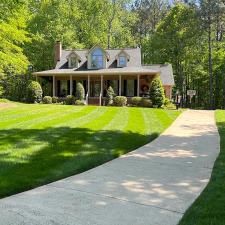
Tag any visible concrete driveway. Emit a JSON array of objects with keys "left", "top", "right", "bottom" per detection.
[{"left": 0, "top": 110, "right": 220, "bottom": 225}]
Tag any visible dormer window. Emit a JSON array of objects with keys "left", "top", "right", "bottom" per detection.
[
  {"left": 69, "top": 56, "right": 78, "bottom": 68},
  {"left": 91, "top": 48, "right": 103, "bottom": 69},
  {"left": 116, "top": 50, "right": 130, "bottom": 68},
  {"left": 87, "top": 45, "right": 109, "bottom": 69},
  {"left": 119, "top": 56, "right": 126, "bottom": 67},
  {"left": 67, "top": 51, "right": 81, "bottom": 69}
]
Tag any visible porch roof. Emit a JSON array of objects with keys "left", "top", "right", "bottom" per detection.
[{"left": 33, "top": 66, "right": 160, "bottom": 76}]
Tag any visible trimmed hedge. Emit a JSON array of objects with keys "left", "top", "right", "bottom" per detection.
[
  {"left": 114, "top": 96, "right": 127, "bottom": 107},
  {"left": 65, "top": 95, "right": 75, "bottom": 105},
  {"left": 141, "top": 98, "right": 152, "bottom": 108},
  {"left": 75, "top": 100, "right": 85, "bottom": 105},
  {"left": 131, "top": 97, "right": 152, "bottom": 108},
  {"left": 52, "top": 96, "right": 59, "bottom": 103},
  {"left": 43, "top": 96, "right": 52, "bottom": 104},
  {"left": 131, "top": 97, "right": 142, "bottom": 106}
]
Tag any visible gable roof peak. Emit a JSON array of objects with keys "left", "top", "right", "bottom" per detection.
[{"left": 66, "top": 50, "right": 81, "bottom": 61}]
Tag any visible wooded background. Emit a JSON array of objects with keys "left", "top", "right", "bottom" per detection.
[{"left": 1, "top": 0, "right": 225, "bottom": 109}]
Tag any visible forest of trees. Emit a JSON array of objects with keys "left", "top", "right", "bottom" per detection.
[{"left": 1, "top": 0, "right": 225, "bottom": 109}]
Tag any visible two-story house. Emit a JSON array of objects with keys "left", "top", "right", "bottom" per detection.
[{"left": 33, "top": 42, "right": 174, "bottom": 104}]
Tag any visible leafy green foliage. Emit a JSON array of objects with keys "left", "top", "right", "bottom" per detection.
[
  {"left": 141, "top": 98, "right": 152, "bottom": 108},
  {"left": 52, "top": 96, "right": 59, "bottom": 104},
  {"left": 75, "top": 100, "right": 85, "bottom": 105},
  {"left": 76, "top": 82, "right": 85, "bottom": 101},
  {"left": 26, "top": 81, "right": 43, "bottom": 103},
  {"left": 43, "top": 96, "right": 52, "bottom": 104},
  {"left": 65, "top": 95, "right": 75, "bottom": 105},
  {"left": 114, "top": 96, "right": 127, "bottom": 106},
  {"left": 131, "top": 97, "right": 142, "bottom": 106},
  {"left": 106, "top": 86, "right": 115, "bottom": 105},
  {"left": 149, "top": 78, "right": 165, "bottom": 107},
  {"left": 0, "top": 0, "right": 29, "bottom": 77}
]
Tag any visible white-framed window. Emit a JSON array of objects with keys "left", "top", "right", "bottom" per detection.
[
  {"left": 119, "top": 56, "right": 126, "bottom": 67},
  {"left": 91, "top": 48, "right": 104, "bottom": 69},
  {"left": 69, "top": 56, "right": 78, "bottom": 68}
]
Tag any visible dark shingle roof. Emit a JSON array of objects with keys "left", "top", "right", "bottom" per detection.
[
  {"left": 33, "top": 47, "right": 174, "bottom": 86},
  {"left": 56, "top": 48, "right": 142, "bottom": 70}
]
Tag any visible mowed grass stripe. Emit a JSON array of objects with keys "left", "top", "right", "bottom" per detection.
[
  {"left": 0, "top": 104, "right": 181, "bottom": 198},
  {"left": 103, "top": 107, "right": 129, "bottom": 131},
  {"left": 0, "top": 107, "right": 97, "bottom": 152},
  {"left": 141, "top": 108, "right": 163, "bottom": 136},
  {"left": 0, "top": 104, "right": 52, "bottom": 121},
  {"left": 0, "top": 105, "right": 64, "bottom": 128}
]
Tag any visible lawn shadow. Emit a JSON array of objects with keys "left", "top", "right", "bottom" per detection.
[{"left": 0, "top": 127, "right": 159, "bottom": 198}]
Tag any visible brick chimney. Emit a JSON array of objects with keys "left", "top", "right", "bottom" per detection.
[{"left": 54, "top": 41, "right": 62, "bottom": 63}]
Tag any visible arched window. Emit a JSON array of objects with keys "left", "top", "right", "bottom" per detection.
[{"left": 91, "top": 48, "right": 104, "bottom": 69}]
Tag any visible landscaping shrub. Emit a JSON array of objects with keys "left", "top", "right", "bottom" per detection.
[
  {"left": 75, "top": 100, "right": 85, "bottom": 105},
  {"left": 114, "top": 96, "right": 127, "bottom": 106},
  {"left": 65, "top": 95, "right": 75, "bottom": 105},
  {"left": 106, "top": 86, "right": 115, "bottom": 105},
  {"left": 164, "top": 98, "right": 170, "bottom": 106},
  {"left": 149, "top": 78, "right": 165, "bottom": 107},
  {"left": 141, "top": 98, "right": 152, "bottom": 108},
  {"left": 162, "top": 98, "right": 176, "bottom": 109},
  {"left": 76, "top": 82, "right": 85, "bottom": 101},
  {"left": 52, "top": 96, "right": 58, "bottom": 103},
  {"left": 43, "top": 96, "right": 52, "bottom": 104},
  {"left": 26, "top": 81, "right": 43, "bottom": 103},
  {"left": 131, "top": 97, "right": 142, "bottom": 106}
]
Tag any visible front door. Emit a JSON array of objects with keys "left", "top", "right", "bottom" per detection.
[{"left": 90, "top": 80, "right": 101, "bottom": 97}]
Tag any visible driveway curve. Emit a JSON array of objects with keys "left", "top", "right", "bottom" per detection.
[{"left": 0, "top": 110, "right": 220, "bottom": 225}]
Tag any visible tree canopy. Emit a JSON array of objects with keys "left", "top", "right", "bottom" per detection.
[{"left": 1, "top": 0, "right": 225, "bottom": 108}]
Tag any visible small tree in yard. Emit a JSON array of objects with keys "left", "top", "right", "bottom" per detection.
[
  {"left": 106, "top": 86, "right": 115, "bottom": 105},
  {"left": 149, "top": 78, "right": 165, "bottom": 107},
  {"left": 76, "top": 82, "right": 85, "bottom": 101},
  {"left": 27, "top": 81, "right": 43, "bottom": 103}
]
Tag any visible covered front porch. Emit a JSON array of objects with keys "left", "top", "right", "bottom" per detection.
[{"left": 37, "top": 74, "right": 157, "bottom": 105}]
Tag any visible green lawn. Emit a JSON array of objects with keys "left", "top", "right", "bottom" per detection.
[
  {"left": 179, "top": 110, "right": 225, "bottom": 225},
  {"left": 0, "top": 103, "right": 180, "bottom": 198}
]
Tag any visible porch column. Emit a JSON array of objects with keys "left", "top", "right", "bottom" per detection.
[
  {"left": 137, "top": 74, "right": 140, "bottom": 97},
  {"left": 70, "top": 75, "right": 73, "bottom": 95},
  {"left": 53, "top": 75, "right": 56, "bottom": 97},
  {"left": 100, "top": 75, "right": 103, "bottom": 106},
  {"left": 88, "top": 75, "right": 90, "bottom": 95},
  {"left": 100, "top": 75, "right": 103, "bottom": 95},
  {"left": 119, "top": 75, "right": 122, "bottom": 96}
]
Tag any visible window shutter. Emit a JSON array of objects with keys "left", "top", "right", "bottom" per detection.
[
  {"left": 123, "top": 80, "right": 127, "bottom": 96},
  {"left": 67, "top": 80, "right": 70, "bottom": 95},
  {"left": 134, "top": 79, "right": 137, "bottom": 96},
  {"left": 57, "top": 80, "right": 60, "bottom": 97},
  {"left": 73, "top": 80, "right": 76, "bottom": 95}
]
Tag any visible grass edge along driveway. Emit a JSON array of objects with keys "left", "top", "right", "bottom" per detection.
[
  {"left": 0, "top": 104, "right": 180, "bottom": 199},
  {"left": 179, "top": 110, "right": 225, "bottom": 225}
]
